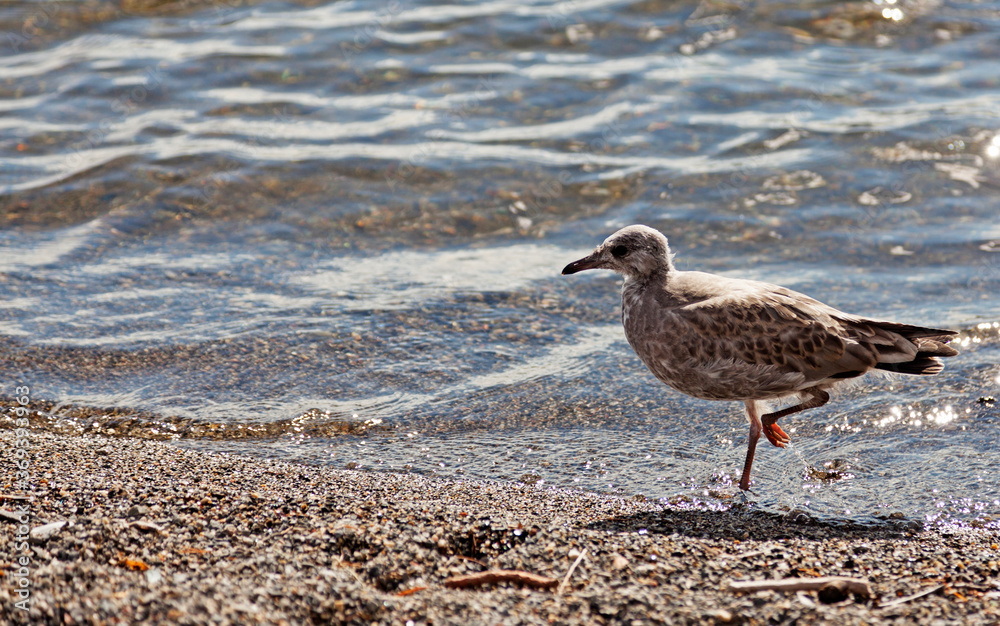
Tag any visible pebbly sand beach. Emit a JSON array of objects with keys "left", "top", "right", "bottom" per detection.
[
  {"left": 4, "top": 0, "right": 1000, "bottom": 622},
  {"left": 2, "top": 425, "right": 999, "bottom": 625}
]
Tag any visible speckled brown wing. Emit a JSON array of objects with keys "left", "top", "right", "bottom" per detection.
[
  {"left": 826, "top": 314, "right": 959, "bottom": 374},
  {"left": 673, "top": 288, "right": 879, "bottom": 384},
  {"left": 622, "top": 270, "right": 960, "bottom": 401},
  {"left": 621, "top": 277, "right": 889, "bottom": 400}
]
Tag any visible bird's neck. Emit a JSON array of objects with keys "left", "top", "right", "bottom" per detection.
[{"left": 624, "top": 266, "right": 672, "bottom": 287}]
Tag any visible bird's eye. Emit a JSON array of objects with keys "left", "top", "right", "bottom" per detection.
[{"left": 611, "top": 244, "right": 628, "bottom": 258}]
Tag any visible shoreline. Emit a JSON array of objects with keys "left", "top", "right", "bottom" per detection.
[{"left": 1, "top": 430, "right": 998, "bottom": 624}]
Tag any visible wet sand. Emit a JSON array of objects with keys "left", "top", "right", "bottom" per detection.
[{"left": 1, "top": 428, "right": 998, "bottom": 625}]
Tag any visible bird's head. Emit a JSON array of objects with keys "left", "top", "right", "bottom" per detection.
[{"left": 561, "top": 225, "right": 674, "bottom": 280}]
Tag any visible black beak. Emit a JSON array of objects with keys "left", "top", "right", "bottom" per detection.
[{"left": 562, "top": 253, "right": 603, "bottom": 275}]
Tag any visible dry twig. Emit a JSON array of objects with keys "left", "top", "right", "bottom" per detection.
[
  {"left": 557, "top": 549, "right": 588, "bottom": 595},
  {"left": 713, "top": 549, "right": 764, "bottom": 562},
  {"left": 332, "top": 556, "right": 365, "bottom": 585},
  {"left": 443, "top": 570, "right": 559, "bottom": 590},
  {"left": 395, "top": 586, "right": 427, "bottom": 597},
  {"left": 728, "top": 576, "right": 872, "bottom": 598},
  {"left": 454, "top": 555, "right": 488, "bottom": 568},
  {"left": 878, "top": 584, "right": 944, "bottom": 609}
]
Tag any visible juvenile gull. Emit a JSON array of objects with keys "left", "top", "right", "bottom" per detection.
[{"left": 562, "top": 225, "right": 959, "bottom": 491}]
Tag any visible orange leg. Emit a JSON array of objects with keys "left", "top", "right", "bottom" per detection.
[
  {"left": 761, "top": 389, "right": 829, "bottom": 448},
  {"left": 739, "top": 390, "right": 831, "bottom": 491}
]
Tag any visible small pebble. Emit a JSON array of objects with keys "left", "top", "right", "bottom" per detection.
[
  {"left": 146, "top": 568, "right": 163, "bottom": 585},
  {"left": 818, "top": 580, "right": 850, "bottom": 604},
  {"left": 131, "top": 521, "right": 165, "bottom": 534},
  {"left": 29, "top": 520, "right": 68, "bottom": 544}
]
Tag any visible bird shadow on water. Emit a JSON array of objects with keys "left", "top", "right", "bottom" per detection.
[{"left": 585, "top": 502, "right": 921, "bottom": 542}]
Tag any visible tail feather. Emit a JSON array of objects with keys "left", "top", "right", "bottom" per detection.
[
  {"left": 869, "top": 323, "right": 959, "bottom": 376},
  {"left": 876, "top": 355, "right": 946, "bottom": 375}
]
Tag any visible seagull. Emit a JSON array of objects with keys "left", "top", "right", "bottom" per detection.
[{"left": 562, "top": 225, "right": 959, "bottom": 491}]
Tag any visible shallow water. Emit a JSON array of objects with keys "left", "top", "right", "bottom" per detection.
[{"left": 2, "top": 0, "right": 999, "bottom": 524}]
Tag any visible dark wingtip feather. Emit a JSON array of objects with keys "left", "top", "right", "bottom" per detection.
[
  {"left": 871, "top": 320, "right": 959, "bottom": 341},
  {"left": 922, "top": 342, "right": 959, "bottom": 358}
]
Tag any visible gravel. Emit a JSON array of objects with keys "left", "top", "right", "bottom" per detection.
[{"left": 1, "top": 429, "right": 998, "bottom": 624}]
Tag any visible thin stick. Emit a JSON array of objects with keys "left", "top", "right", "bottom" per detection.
[
  {"left": 557, "top": 549, "right": 588, "bottom": 595},
  {"left": 878, "top": 584, "right": 944, "bottom": 609},
  {"left": 443, "top": 570, "right": 559, "bottom": 590},
  {"left": 713, "top": 549, "right": 764, "bottom": 561},
  {"left": 728, "top": 576, "right": 872, "bottom": 598},
  {"left": 454, "top": 555, "right": 488, "bottom": 568},
  {"left": 333, "top": 555, "right": 365, "bottom": 585},
  {"left": 395, "top": 586, "right": 427, "bottom": 597}
]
